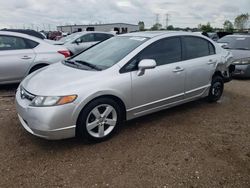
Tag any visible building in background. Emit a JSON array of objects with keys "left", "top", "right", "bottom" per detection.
[{"left": 57, "top": 23, "right": 139, "bottom": 34}]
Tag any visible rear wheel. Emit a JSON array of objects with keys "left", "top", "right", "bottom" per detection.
[
  {"left": 207, "top": 76, "right": 224, "bottom": 102},
  {"left": 76, "top": 98, "right": 122, "bottom": 142}
]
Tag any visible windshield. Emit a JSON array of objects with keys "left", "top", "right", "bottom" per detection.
[
  {"left": 59, "top": 32, "right": 81, "bottom": 43},
  {"left": 69, "top": 36, "right": 148, "bottom": 70},
  {"left": 218, "top": 36, "right": 250, "bottom": 50}
]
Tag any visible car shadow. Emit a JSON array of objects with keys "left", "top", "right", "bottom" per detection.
[
  {"left": 0, "top": 83, "right": 19, "bottom": 90},
  {"left": 0, "top": 84, "right": 18, "bottom": 97}
]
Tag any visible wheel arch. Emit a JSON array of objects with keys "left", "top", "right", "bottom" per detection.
[
  {"left": 28, "top": 63, "right": 49, "bottom": 74},
  {"left": 212, "top": 70, "right": 223, "bottom": 79},
  {"left": 75, "top": 94, "right": 127, "bottom": 125}
]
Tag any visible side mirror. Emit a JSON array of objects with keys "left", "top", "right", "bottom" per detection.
[
  {"left": 221, "top": 44, "right": 229, "bottom": 49},
  {"left": 137, "top": 59, "right": 156, "bottom": 76},
  {"left": 75, "top": 38, "right": 82, "bottom": 45}
]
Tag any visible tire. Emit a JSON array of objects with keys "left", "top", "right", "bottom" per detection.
[
  {"left": 29, "top": 64, "right": 48, "bottom": 74},
  {"left": 207, "top": 76, "right": 224, "bottom": 102},
  {"left": 76, "top": 98, "right": 122, "bottom": 143}
]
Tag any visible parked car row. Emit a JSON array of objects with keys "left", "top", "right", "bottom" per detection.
[
  {"left": 14, "top": 31, "right": 235, "bottom": 142},
  {"left": 0, "top": 31, "right": 115, "bottom": 84}
]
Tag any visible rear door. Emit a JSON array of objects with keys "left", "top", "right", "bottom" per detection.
[
  {"left": 0, "top": 35, "right": 36, "bottom": 83},
  {"left": 182, "top": 36, "right": 218, "bottom": 98}
]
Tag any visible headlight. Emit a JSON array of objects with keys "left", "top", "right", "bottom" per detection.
[
  {"left": 233, "top": 58, "right": 250, "bottom": 65},
  {"left": 30, "top": 95, "right": 77, "bottom": 107}
]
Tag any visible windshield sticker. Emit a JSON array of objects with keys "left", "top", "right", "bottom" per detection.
[
  {"left": 236, "top": 38, "right": 246, "bottom": 40},
  {"left": 129, "top": 37, "right": 146, "bottom": 41}
]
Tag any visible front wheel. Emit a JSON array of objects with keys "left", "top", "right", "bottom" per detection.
[
  {"left": 207, "top": 76, "right": 224, "bottom": 102},
  {"left": 76, "top": 98, "right": 122, "bottom": 142}
]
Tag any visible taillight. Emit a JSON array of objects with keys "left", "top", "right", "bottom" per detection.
[{"left": 58, "top": 50, "right": 71, "bottom": 58}]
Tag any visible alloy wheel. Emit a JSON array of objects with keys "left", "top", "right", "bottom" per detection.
[{"left": 86, "top": 104, "right": 117, "bottom": 138}]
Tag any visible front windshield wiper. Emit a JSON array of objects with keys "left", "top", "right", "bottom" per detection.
[
  {"left": 75, "top": 60, "right": 102, "bottom": 71},
  {"left": 64, "top": 60, "right": 102, "bottom": 71},
  {"left": 231, "top": 47, "right": 250, "bottom": 50}
]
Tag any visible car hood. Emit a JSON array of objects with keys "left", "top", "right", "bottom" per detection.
[
  {"left": 229, "top": 49, "right": 250, "bottom": 60},
  {"left": 22, "top": 62, "right": 103, "bottom": 96}
]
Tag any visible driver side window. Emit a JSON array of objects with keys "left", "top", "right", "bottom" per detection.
[{"left": 121, "top": 37, "right": 182, "bottom": 73}]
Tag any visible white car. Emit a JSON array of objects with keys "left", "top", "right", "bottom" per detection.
[
  {"left": 0, "top": 31, "right": 70, "bottom": 84},
  {"left": 53, "top": 31, "right": 114, "bottom": 55}
]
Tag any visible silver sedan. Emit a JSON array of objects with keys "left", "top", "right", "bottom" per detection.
[
  {"left": 16, "top": 31, "right": 233, "bottom": 142},
  {"left": 0, "top": 31, "right": 70, "bottom": 84}
]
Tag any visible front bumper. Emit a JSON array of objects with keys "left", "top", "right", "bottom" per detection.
[
  {"left": 15, "top": 88, "right": 77, "bottom": 140},
  {"left": 232, "top": 64, "right": 250, "bottom": 78}
]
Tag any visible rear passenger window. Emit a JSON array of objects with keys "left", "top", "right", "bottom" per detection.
[
  {"left": 0, "top": 36, "right": 28, "bottom": 51},
  {"left": 95, "top": 34, "right": 113, "bottom": 41},
  {"left": 208, "top": 42, "right": 215, "bottom": 55},
  {"left": 183, "top": 36, "right": 210, "bottom": 59},
  {"left": 139, "top": 37, "right": 182, "bottom": 66},
  {"left": 25, "top": 39, "right": 39, "bottom": 49}
]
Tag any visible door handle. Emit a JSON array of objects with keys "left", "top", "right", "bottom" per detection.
[
  {"left": 207, "top": 59, "right": 217, "bottom": 65},
  {"left": 173, "top": 66, "right": 184, "bottom": 73},
  {"left": 21, "top": 56, "right": 32, "bottom": 60}
]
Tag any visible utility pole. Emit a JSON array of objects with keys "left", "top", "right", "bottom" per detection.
[
  {"left": 165, "top": 13, "right": 170, "bottom": 29},
  {"left": 155, "top": 14, "right": 160, "bottom": 24}
]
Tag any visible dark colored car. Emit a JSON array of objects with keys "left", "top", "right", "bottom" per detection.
[{"left": 218, "top": 35, "right": 250, "bottom": 78}]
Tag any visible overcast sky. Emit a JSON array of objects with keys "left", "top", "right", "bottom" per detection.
[{"left": 0, "top": 0, "right": 249, "bottom": 30}]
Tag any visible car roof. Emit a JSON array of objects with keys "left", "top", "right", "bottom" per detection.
[
  {"left": 120, "top": 31, "right": 193, "bottom": 38},
  {"left": 0, "top": 31, "right": 43, "bottom": 42}
]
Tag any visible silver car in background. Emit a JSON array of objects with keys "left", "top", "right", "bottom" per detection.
[
  {"left": 53, "top": 31, "right": 114, "bottom": 55},
  {"left": 0, "top": 31, "right": 70, "bottom": 84},
  {"left": 16, "top": 31, "right": 233, "bottom": 142},
  {"left": 218, "top": 35, "right": 250, "bottom": 78}
]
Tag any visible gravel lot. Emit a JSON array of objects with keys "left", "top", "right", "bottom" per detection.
[{"left": 0, "top": 80, "right": 250, "bottom": 188}]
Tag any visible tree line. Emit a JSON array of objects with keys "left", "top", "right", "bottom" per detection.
[{"left": 138, "top": 13, "right": 249, "bottom": 33}]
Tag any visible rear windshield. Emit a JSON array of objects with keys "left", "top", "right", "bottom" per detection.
[{"left": 218, "top": 36, "right": 250, "bottom": 50}]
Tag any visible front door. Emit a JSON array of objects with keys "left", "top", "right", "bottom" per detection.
[{"left": 129, "top": 37, "right": 185, "bottom": 117}]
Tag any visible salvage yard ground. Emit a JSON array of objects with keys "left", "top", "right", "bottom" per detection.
[{"left": 0, "top": 80, "right": 250, "bottom": 188}]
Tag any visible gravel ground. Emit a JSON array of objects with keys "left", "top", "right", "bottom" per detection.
[{"left": 0, "top": 80, "right": 249, "bottom": 188}]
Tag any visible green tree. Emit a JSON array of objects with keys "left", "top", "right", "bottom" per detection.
[
  {"left": 167, "top": 25, "right": 174, "bottom": 30},
  {"left": 151, "top": 23, "right": 162, "bottom": 30},
  {"left": 234, "top": 13, "right": 249, "bottom": 31},
  {"left": 199, "top": 22, "right": 213, "bottom": 33},
  {"left": 138, "top": 21, "right": 145, "bottom": 31},
  {"left": 223, "top": 20, "right": 234, "bottom": 32}
]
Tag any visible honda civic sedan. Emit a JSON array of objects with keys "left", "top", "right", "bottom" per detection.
[{"left": 16, "top": 31, "right": 233, "bottom": 142}]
